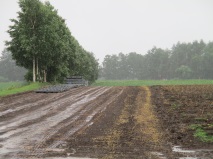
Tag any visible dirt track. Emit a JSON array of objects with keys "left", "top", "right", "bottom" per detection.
[
  {"left": 0, "top": 86, "right": 213, "bottom": 159},
  {"left": 0, "top": 86, "right": 121, "bottom": 158}
]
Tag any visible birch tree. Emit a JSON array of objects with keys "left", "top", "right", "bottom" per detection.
[{"left": 7, "top": 0, "right": 76, "bottom": 82}]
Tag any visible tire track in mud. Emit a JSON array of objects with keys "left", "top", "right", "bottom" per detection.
[
  {"left": 0, "top": 86, "right": 92, "bottom": 121},
  {"left": 0, "top": 86, "right": 125, "bottom": 159},
  {"left": 28, "top": 87, "right": 113, "bottom": 151},
  {"left": 28, "top": 87, "right": 124, "bottom": 158},
  {"left": 0, "top": 87, "right": 101, "bottom": 131},
  {"left": 0, "top": 86, "right": 105, "bottom": 134}
]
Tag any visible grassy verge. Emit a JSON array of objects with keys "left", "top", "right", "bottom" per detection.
[
  {"left": 0, "top": 82, "right": 48, "bottom": 97},
  {"left": 0, "top": 81, "right": 26, "bottom": 90},
  {"left": 93, "top": 80, "right": 213, "bottom": 86}
]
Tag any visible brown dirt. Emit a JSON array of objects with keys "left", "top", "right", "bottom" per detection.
[
  {"left": 0, "top": 85, "right": 213, "bottom": 159},
  {"left": 151, "top": 85, "right": 213, "bottom": 158}
]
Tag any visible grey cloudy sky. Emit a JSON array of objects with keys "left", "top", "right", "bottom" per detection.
[{"left": 0, "top": 0, "right": 213, "bottom": 62}]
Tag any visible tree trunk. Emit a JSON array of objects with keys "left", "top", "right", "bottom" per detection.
[
  {"left": 43, "top": 70, "right": 47, "bottom": 82},
  {"left": 36, "top": 58, "right": 39, "bottom": 80},
  {"left": 33, "top": 56, "right": 36, "bottom": 82}
]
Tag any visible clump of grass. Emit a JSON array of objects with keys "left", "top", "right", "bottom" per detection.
[{"left": 189, "top": 124, "right": 213, "bottom": 143}]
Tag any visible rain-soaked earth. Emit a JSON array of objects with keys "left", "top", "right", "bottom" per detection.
[{"left": 0, "top": 86, "right": 212, "bottom": 159}]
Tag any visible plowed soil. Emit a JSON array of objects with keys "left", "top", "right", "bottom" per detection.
[
  {"left": 151, "top": 85, "right": 213, "bottom": 158},
  {"left": 0, "top": 86, "right": 213, "bottom": 159}
]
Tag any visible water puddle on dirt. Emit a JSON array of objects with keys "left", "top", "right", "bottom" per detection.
[
  {"left": 151, "top": 146, "right": 213, "bottom": 159},
  {"left": 172, "top": 146, "right": 213, "bottom": 159},
  {"left": 173, "top": 146, "right": 196, "bottom": 153},
  {"left": 0, "top": 157, "right": 97, "bottom": 159},
  {"left": 41, "top": 157, "right": 95, "bottom": 159},
  {"left": 151, "top": 151, "right": 167, "bottom": 159},
  {"left": 179, "top": 157, "right": 201, "bottom": 159}
]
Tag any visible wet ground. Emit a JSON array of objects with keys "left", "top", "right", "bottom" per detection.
[
  {"left": 151, "top": 85, "right": 213, "bottom": 159},
  {"left": 0, "top": 86, "right": 212, "bottom": 159}
]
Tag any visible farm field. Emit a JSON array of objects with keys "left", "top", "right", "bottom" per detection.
[
  {"left": 0, "top": 85, "right": 212, "bottom": 159},
  {"left": 93, "top": 79, "right": 213, "bottom": 86}
]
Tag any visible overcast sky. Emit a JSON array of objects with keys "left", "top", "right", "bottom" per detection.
[{"left": 0, "top": 0, "right": 213, "bottom": 62}]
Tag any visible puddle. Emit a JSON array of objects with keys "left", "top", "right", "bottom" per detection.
[
  {"left": 172, "top": 146, "right": 213, "bottom": 159},
  {"left": 0, "top": 157, "right": 96, "bottom": 159},
  {"left": 151, "top": 146, "right": 213, "bottom": 159},
  {"left": 173, "top": 146, "right": 196, "bottom": 153},
  {"left": 151, "top": 151, "right": 167, "bottom": 159},
  {"left": 179, "top": 157, "right": 201, "bottom": 159},
  {"left": 45, "top": 157, "right": 97, "bottom": 159}
]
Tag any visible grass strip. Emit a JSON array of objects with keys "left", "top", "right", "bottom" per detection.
[
  {"left": 93, "top": 80, "right": 213, "bottom": 86},
  {"left": 0, "top": 81, "right": 26, "bottom": 91},
  {"left": 0, "top": 82, "right": 48, "bottom": 97}
]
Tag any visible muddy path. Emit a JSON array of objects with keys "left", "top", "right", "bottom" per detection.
[
  {"left": 0, "top": 86, "right": 213, "bottom": 159},
  {"left": 0, "top": 86, "right": 124, "bottom": 158}
]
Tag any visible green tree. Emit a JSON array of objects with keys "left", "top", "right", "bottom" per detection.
[
  {"left": 175, "top": 65, "right": 192, "bottom": 79},
  {"left": 145, "top": 47, "right": 170, "bottom": 79},
  {"left": 6, "top": 0, "right": 76, "bottom": 82},
  {"left": 170, "top": 40, "right": 206, "bottom": 79},
  {"left": 202, "top": 42, "right": 213, "bottom": 79},
  {"left": 102, "top": 54, "right": 119, "bottom": 80},
  {"left": 126, "top": 52, "right": 144, "bottom": 79}
]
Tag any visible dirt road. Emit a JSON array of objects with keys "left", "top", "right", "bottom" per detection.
[
  {"left": 0, "top": 86, "right": 122, "bottom": 158},
  {"left": 0, "top": 86, "right": 212, "bottom": 159}
]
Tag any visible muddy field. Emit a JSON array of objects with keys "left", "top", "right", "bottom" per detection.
[
  {"left": 0, "top": 86, "right": 213, "bottom": 159},
  {"left": 151, "top": 85, "right": 213, "bottom": 158}
]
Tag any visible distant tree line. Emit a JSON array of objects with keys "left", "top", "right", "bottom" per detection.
[
  {"left": 6, "top": 0, "right": 98, "bottom": 83},
  {"left": 0, "top": 49, "right": 27, "bottom": 82},
  {"left": 100, "top": 40, "right": 213, "bottom": 80}
]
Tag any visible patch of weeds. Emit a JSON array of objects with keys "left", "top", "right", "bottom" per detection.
[
  {"left": 194, "top": 129, "right": 213, "bottom": 142},
  {"left": 189, "top": 124, "right": 202, "bottom": 130},
  {"left": 189, "top": 124, "right": 213, "bottom": 143}
]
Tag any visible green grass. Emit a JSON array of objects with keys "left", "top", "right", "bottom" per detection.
[
  {"left": 0, "top": 82, "right": 48, "bottom": 97},
  {"left": 0, "top": 81, "right": 26, "bottom": 91},
  {"left": 92, "top": 79, "right": 213, "bottom": 86},
  {"left": 189, "top": 124, "right": 213, "bottom": 143}
]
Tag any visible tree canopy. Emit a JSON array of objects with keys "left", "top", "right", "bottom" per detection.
[{"left": 6, "top": 0, "right": 98, "bottom": 83}]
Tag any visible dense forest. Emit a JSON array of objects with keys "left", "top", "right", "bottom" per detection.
[
  {"left": 5, "top": 0, "right": 98, "bottom": 83},
  {"left": 100, "top": 40, "right": 213, "bottom": 80}
]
